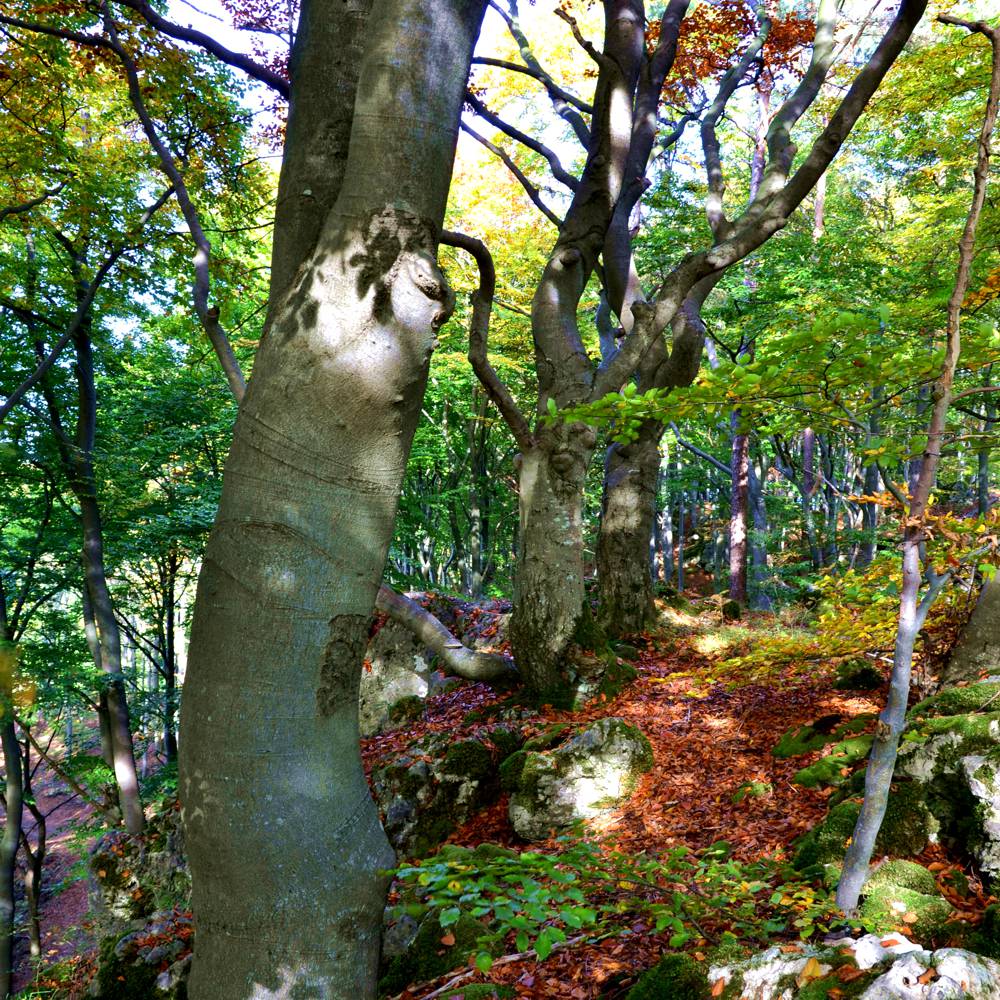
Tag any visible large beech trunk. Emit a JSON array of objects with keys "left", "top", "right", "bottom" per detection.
[
  {"left": 510, "top": 423, "right": 598, "bottom": 700},
  {"left": 178, "top": 2, "right": 485, "bottom": 996},
  {"left": 596, "top": 420, "right": 662, "bottom": 635}
]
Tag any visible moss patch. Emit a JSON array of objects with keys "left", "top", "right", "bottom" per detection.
[
  {"left": 443, "top": 740, "right": 493, "bottom": 781},
  {"left": 833, "top": 659, "right": 884, "bottom": 691},
  {"left": 912, "top": 682, "right": 1000, "bottom": 719},
  {"left": 773, "top": 716, "right": 869, "bottom": 759},
  {"left": 439, "top": 987, "right": 515, "bottom": 999},
  {"left": 388, "top": 694, "right": 425, "bottom": 725},
  {"left": 378, "top": 913, "right": 500, "bottom": 996},
  {"left": 859, "top": 882, "right": 953, "bottom": 943},
  {"left": 732, "top": 781, "right": 773, "bottom": 804},
  {"left": 865, "top": 859, "right": 938, "bottom": 896},
  {"left": 94, "top": 935, "right": 161, "bottom": 1000},
  {"left": 626, "top": 954, "right": 709, "bottom": 1000},
  {"left": 793, "top": 735, "right": 874, "bottom": 789}
]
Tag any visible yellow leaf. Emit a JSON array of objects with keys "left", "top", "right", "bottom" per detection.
[{"left": 796, "top": 957, "right": 825, "bottom": 988}]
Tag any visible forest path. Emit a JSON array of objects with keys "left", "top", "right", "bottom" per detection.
[{"left": 372, "top": 598, "right": 889, "bottom": 999}]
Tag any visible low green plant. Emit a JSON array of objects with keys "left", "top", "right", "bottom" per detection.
[{"left": 393, "top": 837, "right": 846, "bottom": 972}]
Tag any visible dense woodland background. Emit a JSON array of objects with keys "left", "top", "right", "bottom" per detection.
[{"left": 1, "top": 0, "right": 1000, "bottom": 997}]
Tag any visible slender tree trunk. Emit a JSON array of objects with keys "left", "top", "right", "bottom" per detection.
[
  {"left": 163, "top": 549, "right": 178, "bottom": 763},
  {"left": 179, "top": 3, "right": 485, "bottom": 995},
  {"left": 729, "top": 418, "right": 750, "bottom": 604},
  {"left": 838, "top": 19, "right": 999, "bottom": 912}
]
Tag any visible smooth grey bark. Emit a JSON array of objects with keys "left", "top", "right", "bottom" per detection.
[
  {"left": 0, "top": 718, "right": 21, "bottom": 1000},
  {"left": 178, "top": 2, "right": 486, "bottom": 995},
  {"left": 375, "top": 586, "right": 516, "bottom": 682},
  {"left": 941, "top": 576, "right": 1000, "bottom": 686},
  {"left": 837, "top": 15, "right": 1000, "bottom": 913}
]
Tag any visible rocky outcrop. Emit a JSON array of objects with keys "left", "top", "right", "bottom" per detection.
[
  {"left": 709, "top": 936, "right": 1000, "bottom": 999},
  {"left": 89, "top": 910, "right": 192, "bottom": 999},
  {"left": 371, "top": 726, "right": 523, "bottom": 857},
  {"left": 505, "top": 717, "right": 653, "bottom": 840}
]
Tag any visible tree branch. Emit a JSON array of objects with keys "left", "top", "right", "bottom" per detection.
[{"left": 441, "top": 230, "right": 535, "bottom": 451}]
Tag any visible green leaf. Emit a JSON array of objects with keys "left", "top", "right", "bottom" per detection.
[
  {"left": 439, "top": 907, "right": 461, "bottom": 927},
  {"left": 476, "top": 952, "right": 494, "bottom": 973}
]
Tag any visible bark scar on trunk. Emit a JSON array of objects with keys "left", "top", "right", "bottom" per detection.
[{"left": 316, "top": 614, "right": 369, "bottom": 716}]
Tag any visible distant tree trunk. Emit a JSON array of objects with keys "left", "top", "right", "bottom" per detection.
[
  {"left": 729, "top": 417, "right": 750, "bottom": 604},
  {"left": 179, "top": 2, "right": 486, "bottom": 995},
  {"left": 163, "top": 548, "right": 178, "bottom": 764},
  {"left": 18, "top": 731, "right": 44, "bottom": 959},
  {"left": 0, "top": 717, "right": 21, "bottom": 1000}
]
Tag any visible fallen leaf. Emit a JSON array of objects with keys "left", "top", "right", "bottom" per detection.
[
  {"left": 902, "top": 911, "right": 919, "bottom": 924},
  {"left": 837, "top": 965, "right": 866, "bottom": 983},
  {"left": 796, "top": 957, "right": 824, "bottom": 988},
  {"left": 917, "top": 968, "right": 937, "bottom": 985},
  {"left": 711, "top": 977, "right": 726, "bottom": 997},
  {"left": 440, "top": 932, "right": 455, "bottom": 947},
  {"left": 880, "top": 938, "right": 902, "bottom": 948}
]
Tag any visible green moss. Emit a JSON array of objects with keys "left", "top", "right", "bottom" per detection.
[
  {"left": 721, "top": 600, "right": 742, "bottom": 621},
  {"left": 911, "top": 683, "right": 1000, "bottom": 719},
  {"left": 488, "top": 726, "right": 523, "bottom": 761},
  {"left": 626, "top": 954, "right": 709, "bottom": 1000},
  {"left": 773, "top": 717, "right": 869, "bottom": 759},
  {"left": 598, "top": 658, "right": 639, "bottom": 701},
  {"left": 443, "top": 740, "right": 493, "bottom": 781},
  {"left": 523, "top": 724, "right": 571, "bottom": 752},
  {"left": 878, "top": 781, "right": 935, "bottom": 856},
  {"left": 94, "top": 935, "right": 160, "bottom": 999},
  {"left": 794, "top": 801, "right": 861, "bottom": 870},
  {"left": 612, "top": 642, "right": 641, "bottom": 661},
  {"left": 904, "top": 711, "right": 1000, "bottom": 746},
  {"left": 573, "top": 603, "right": 608, "bottom": 653},
  {"left": 833, "top": 659, "right": 884, "bottom": 692},
  {"left": 963, "top": 902, "right": 1000, "bottom": 960},
  {"left": 797, "top": 970, "right": 878, "bottom": 1000},
  {"left": 859, "top": 883, "right": 953, "bottom": 943},
  {"left": 865, "top": 860, "right": 938, "bottom": 896},
  {"left": 388, "top": 694, "right": 425, "bottom": 725},
  {"left": 793, "top": 736, "right": 874, "bottom": 789},
  {"left": 732, "top": 781, "right": 772, "bottom": 804},
  {"left": 499, "top": 750, "right": 527, "bottom": 793},
  {"left": 378, "top": 913, "right": 500, "bottom": 996}
]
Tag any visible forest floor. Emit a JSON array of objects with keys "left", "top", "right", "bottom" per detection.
[
  {"left": 364, "top": 594, "right": 989, "bottom": 999},
  {"left": 12, "top": 594, "right": 991, "bottom": 998}
]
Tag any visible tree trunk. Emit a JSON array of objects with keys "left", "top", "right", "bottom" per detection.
[
  {"left": 0, "top": 719, "right": 22, "bottom": 1000},
  {"left": 728, "top": 421, "right": 750, "bottom": 604},
  {"left": 510, "top": 422, "right": 599, "bottom": 700},
  {"left": 178, "top": 3, "right": 485, "bottom": 995},
  {"left": 596, "top": 419, "right": 662, "bottom": 635}
]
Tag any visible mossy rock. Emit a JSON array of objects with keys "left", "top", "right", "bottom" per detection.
[
  {"left": 833, "top": 659, "right": 884, "bottom": 692},
  {"left": 793, "top": 735, "right": 874, "bottom": 789},
  {"left": 963, "top": 902, "right": 1000, "bottom": 960},
  {"left": 597, "top": 658, "right": 639, "bottom": 702},
  {"left": 499, "top": 750, "right": 527, "bottom": 793},
  {"left": 794, "top": 801, "right": 861, "bottom": 870},
  {"left": 911, "top": 682, "right": 1000, "bottom": 719},
  {"left": 524, "top": 724, "right": 572, "bottom": 752},
  {"left": 388, "top": 694, "right": 425, "bottom": 725},
  {"left": 626, "top": 953, "right": 709, "bottom": 1000},
  {"left": 859, "top": 882, "right": 954, "bottom": 943},
  {"left": 865, "top": 859, "right": 939, "bottom": 896},
  {"left": 443, "top": 740, "right": 494, "bottom": 781},
  {"left": 795, "top": 780, "right": 935, "bottom": 872},
  {"left": 732, "top": 780, "right": 772, "bottom": 804},
  {"left": 721, "top": 600, "right": 742, "bottom": 622},
  {"left": 378, "top": 912, "right": 500, "bottom": 996},
  {"left": 94, "top": 935, "right": 161, "bottom": 1000},
  {"left": 773, "top": 716, "right": 869, "bottom": 759},
  {"left": 487, "top": 726, "right": 523, "bottom": 761},
  {"left": 612, "top": 642, "right": 642, "bottom": 661}
]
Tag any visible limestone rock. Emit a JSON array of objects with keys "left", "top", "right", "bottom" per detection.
[
  {"left": 962, "top": 750, "right": 1000, "bottom": 878},
  {"left": 508, "top": 717, "right": 653, "bottom": 840},
  {"left": 860, "top": 948, "right": 1000, "bottom": 999},
  {"left": 372, "top": 726, "right": 522, "bottom": 857},
  {"left": 360, "top": 618, "right": 434, "bottom": 737}
]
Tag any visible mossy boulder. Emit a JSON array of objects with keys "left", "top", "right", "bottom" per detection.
[
  {"left": 793, "top": 735, "right": 874, "bottom": 789},
  {"left": 627, "top": 953, "right": 709, "bottom": 999},
  {"left": 964, "top": 902, "right": 1000, "bottom": 960},
  {"left": 911, "top": 682, "right": 1000, "bottom": 719},
  {"left": 378, "top": 911, "right": 501, "bottom": 996},
  {"left": 794, "top": 783, "right": 934, "bottom": 874},
  {"left": 508, "top": 718, "right": 654, "bottom": 840},
  {"left": 89, "top": 802, "right": 190, "bottom": 939},
  {"left": 90, "top": 910, "right": 192, "bottom": 999},
  {"left": 833, "top": 659, "right": 884, "bottom": 692},
  {"left": 773, "top": 716, "right": 869, "bottom": 759},
  {"left": 373, "top": 726, "right": 523, "bottom": 858},
  {"left": 859, "top": 879, "right": 953, "bottom": 944},
  {"left": 865, "top": 859, "right": 939, "bottom": 896}
]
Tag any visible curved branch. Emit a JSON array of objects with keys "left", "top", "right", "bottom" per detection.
[
  {"left": 472, "top": 56, "right": 592, "bottom": 114},
  {"left": 441, "top": 230, "right": 535, "bottom": 451},
  {"left": 375, "top": 586, "right": 517, "bottom": 684},
  {"left": 460, "top": 121, "right": 560, "bottom": 227},
  {"left": 115, "top": 0, "right": 289, "bottom": 98},
  {"left": 0, "top": 181, "right": 67, "bottom": 224},
  {"left": 101, "top": 7, "right": 247, "bottom": 402},
  {"left": 466, "top": 91, "right": 580, "bottom": 191}
]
